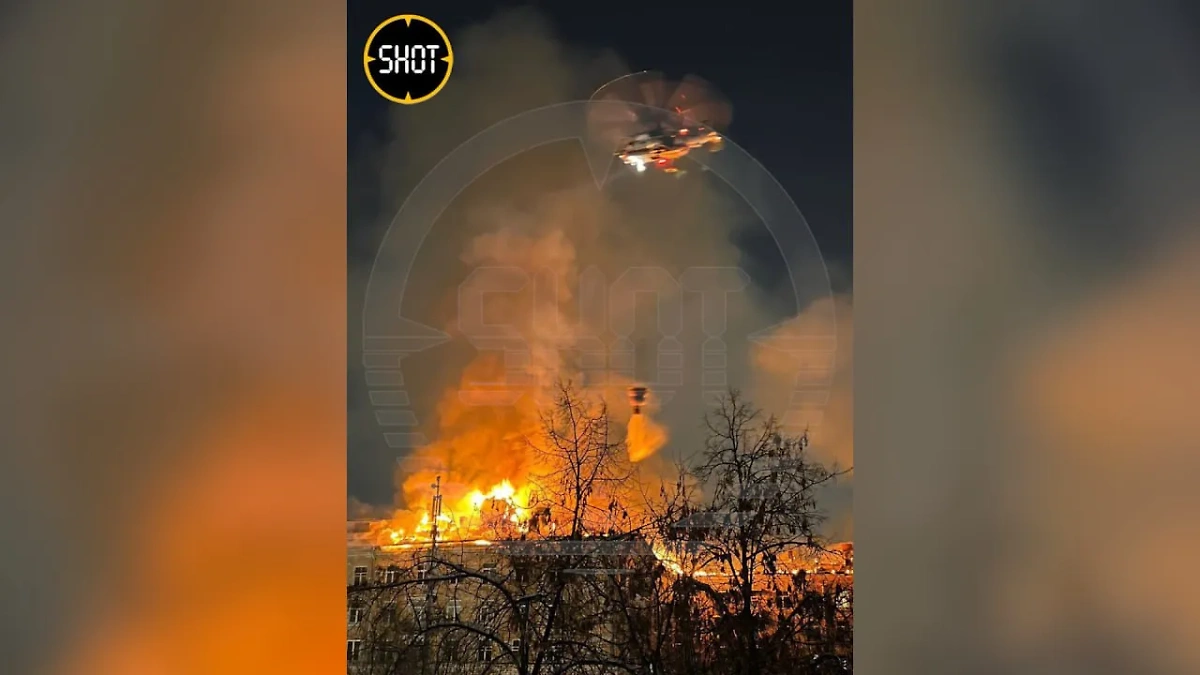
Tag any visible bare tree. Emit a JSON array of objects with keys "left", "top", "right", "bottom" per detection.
[
  {"left": 529, "top": 381, "right": 634, "bottom": 539},
  {"left": 658, "top": 390, "right": 849, "bottom": 675}
]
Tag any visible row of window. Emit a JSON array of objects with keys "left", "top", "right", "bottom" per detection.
[
  {"left": 346, "top": 639, "right": 522, "bottom": 663},
  {"left": 348, "top": 599, "right": 467, "bottom": 625},
  {"left": 351, "top": 564, "right": 499, "bottom": 586},
  {"left": 348, "top": 634, "right": 846, "bottom": 665},
  {"left": 347, "top": 595, "right": 844, "bottom": 627}
]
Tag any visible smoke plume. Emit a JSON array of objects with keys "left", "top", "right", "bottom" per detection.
[
  {"left": 352, "top": 7, "right": 846, "bottom": 533},
  {"left": 751, "top": 294, "right": 854, "bottom": 539},
  {"left": 1007, "top": 235, "right": 1200, "bottom": 671}
]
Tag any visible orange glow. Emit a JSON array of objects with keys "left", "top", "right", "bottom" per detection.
[
  {"left": 627, "top": 413, "right": 667, "bottom": 462},
  {"left": 650, "top": 540, "right": 854, "bottom": 580},
  {"left": 368, "top": 225, "right": 674, "bottom": 548}
]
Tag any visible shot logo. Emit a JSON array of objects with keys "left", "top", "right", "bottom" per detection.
[{"left": 363, "top": 15, "right": 454, "bottom": 105}]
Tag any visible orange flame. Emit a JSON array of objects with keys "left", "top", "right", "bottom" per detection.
[{"left": 376, "top": 229, "right": 674, "bottom": 546}]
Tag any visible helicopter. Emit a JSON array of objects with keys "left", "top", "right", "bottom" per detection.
[
  {"left": 615, "top": 121, "right": 724, "bottom": 175},
  {"left": 587, "top": 71, "right": 732, "bottom": 177}
]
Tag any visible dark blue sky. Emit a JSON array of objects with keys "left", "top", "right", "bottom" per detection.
[{"left": 348, "top": 0, "right": 852, "bottom": 281}]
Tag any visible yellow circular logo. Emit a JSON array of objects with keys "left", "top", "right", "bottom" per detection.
[{"left": 363, "top": 15, "right": 454, "bottom": 105}]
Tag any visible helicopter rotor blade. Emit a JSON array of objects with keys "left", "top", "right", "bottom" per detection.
[{"left": 665, "top": 74, "right": 733, "bottom": 130}]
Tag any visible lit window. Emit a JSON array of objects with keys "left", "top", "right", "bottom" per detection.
[
  {"left": 836, "top": 590, "right": 851, "bottom": 610},
  {"left": 347, "top": 639, "right": 362, "bottom": 662}
]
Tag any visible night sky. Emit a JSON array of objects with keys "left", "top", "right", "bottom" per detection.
[
  {"left": 347, "top": 1, "right": 852, "bottom": 506},
  {"left": 349, "top": 0, "right": 852, "bottom": 279}
]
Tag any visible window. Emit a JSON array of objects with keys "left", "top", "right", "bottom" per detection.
[
  {"left": 352, "top": 566, "right": 368, "bottom": 586},
  {"left": 836, "top": 590, "right": 852, "bottom": 610},
  {"left": 382, "top": 601, "right": 397, "bottom": 622},
  {"left": 373, "top": 648, "right": 397, "bottom": 666},
  {"left": 474, "top": 605, "right": 495, "bottom": 625},
  {"left": 510, "top": 638, "right": 522, "bottom": 654},
  {"left": 382, "top": 566, "right": 401, "bottom": 584},
  {"left": 404, "top": 632, "right": 427, "bottom": 646},
  {"left": 481, "top": 563, "right": 497, "bottom": 575},
  {"left": 446, "top": 599, "right": 462, "bottom": 621},
  {"left": 348, "top": 606, "right": 365, "bottom": 625},
  {"left": 477, "top": 645, "right": 494, "bottom": 663},
  {"left": 346, "top": 639, "right": 362, "bottom": 662},
  {"left": 416, "top": 566, "right": 429, "bottom": 581}
]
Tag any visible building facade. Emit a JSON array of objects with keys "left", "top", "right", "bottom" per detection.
[{"left": 347, "top": 521, "right": 853, "bottom": 674}]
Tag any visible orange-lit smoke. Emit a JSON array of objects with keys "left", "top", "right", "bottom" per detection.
[
  {"left": 387, "top": 220, "right": 670, "bottom": 542},
  {"left": 1006, "top": 236, "right": 1200, "bottom": 670},
  {"left": 750, "top": 295, "right": 853, "bottom": 470},
  {"left": 751, "top": 295, "right": 853, "bottom": 539},
  {"left": 393, "top": 352, "right": 545, "bottom": 540}
]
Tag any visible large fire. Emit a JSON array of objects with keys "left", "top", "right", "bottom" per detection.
[
  {"left": 375, "top": 224, "right": 676, "bottom": 547},
  {"left": 380, "top": 382, "right": 662, "bottom": 546},
  {"left": 378, "top": 478, "right": 539, "bottom": 545}
]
